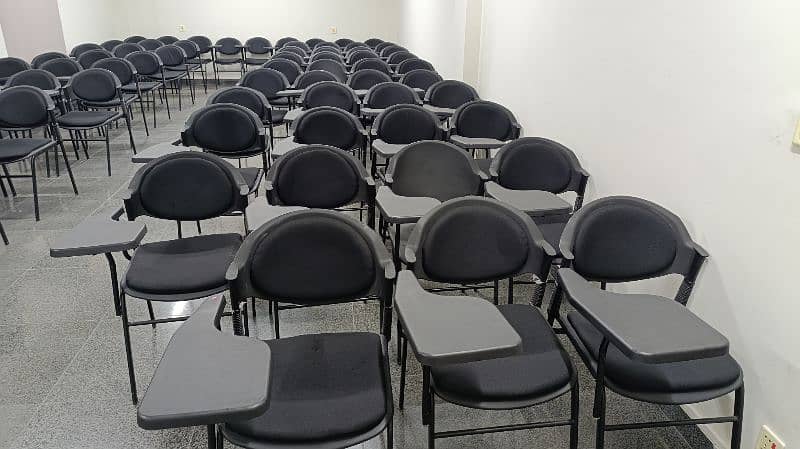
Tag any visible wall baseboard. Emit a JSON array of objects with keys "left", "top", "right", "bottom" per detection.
[{"left": 681, "top": 404, "right": 730, "bottom": 449}]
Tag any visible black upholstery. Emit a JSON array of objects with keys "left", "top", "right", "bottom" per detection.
[
  {"left": 239, "top": 68, "right": 290, "bottom": 101},
  {"left": 188, "top": 36, "right": 213, "bottom": 54},
  {"left": 294, "top": 70, "right": 338, "bottom": 89},
  {"left": 293, "top": 107, "right": 362, "bottom": 150},
  {"left": 426, "top": 80, "right": 479, "bottom": 109},
  {"left": 263, "top": 59, "right": 302, "bottom": 84},
  {"left": 207, "top": 86, "right": 269, "bottom": 122},
  {"left": 40, "top": 58, "right": 82, "bottom": 77},
  {"left": 365, "top": 38, "right": 384, "bottom": 48},
  {"left": 69, "top": 43, "right": 102, "bottom": 58},
  {"left": 0, "top": 57, "right": 30, "bottom": 85},
  {"left": 138, "top": 39, "right": 164, "bottom": 51},
  {"left": 0, "top": 138, "right": 53, "bottom": 163},
  {"left": 336, "top": 38, "right": 356, "bottom": 48},
  {"left": 301, "top": 81, "right": 358, "bottom": 113},
  {"left": 125, "top": 51, "right": 162, "bottom": 76},
  {"left": 396, "top": 58, "right": 435, "bottom": 75},
  {"left": 91, "top": 58, "right": 136, "bottom": 85},
  {"left": 285, "top": 41, "right": 311, "bottom": 53},
  {"left": 123, "top": 35, "right": 146, "bottom": 43},
  {"left": 347, "top": 69, "right": 392, "bottom": 90},
  {"left": 154, "top": 45, "right": 186, "bottom": 68},
  {"left": 272, "top": 52, "right": 305, "bottom": 68},
  {"left": 453, "top": 100, "right": 517, "bottom": 140},
  {"left": 280, "top": 46, "right": 307, "bottom": 59},
  {"left": 352, "top": 58, "right": 392, "bottom": 75},
  {"left": 6, "top": 69, "right": 60, "bottom": 90},
  {"left": 272, "top": 146, "right": 361, "bottom": 208},
  {"left": 347, "top": 50, "right": 377, "bottom": 65},
  {"left": 306, "top": 60, "right": 347, "bottom": 82},
  {"left": 215, "top": 37, "right": 242, "bottom": 57},
  {"left": 374, "top": 104, "right": 440, "bottom": 144},
  {"left": 31, "top": 52, "right": 67, "bottom": 69},
  {"left": 495, "top": 137, "right": 579, "bottom": 192},
  {"left": 276, "top": 37, "right": 298, "bottom": 49},
  {"left": 0, "top": 86, "right": 52, "bottom": 128},
  {"left": 364, "top": 82, "right": 419, "bottom": 109},
  {"left": 113, "top": 43, "right": 145, "bottom": 58},
  {"left": 56, "top": 110, "right": 117, "bottom": 127},
  {"left": 70, "top": 68, "right": 120, "bottom": 102},
  {"left": 310, "top": 51, "right": 344, "bottom": 63},
  {"left": 380, "top": 45, "right": 406, "bottom": 58},
  {"left": 174, "top": 41, "right": 201, "bottom": 61},
  {"left": 389, "top": 141, "right": 482, "bottom": 201},
  {"left": 306, "top": 38, "right": 325, "bottom": 48},
  {"left": 400, "top": 69, "right": 442, "bottom": 91},
  {"left": 158, "top": 35, "right": 180, "bottom": 45},
  {"left": 387, "top": 51, "right": 415, "bottom": 65},
  {"left": 77, "top": 50, "right": 113, "bottom": 70},
  {"left": 183, "top": 104, "right": 261, "bottom": 154}
]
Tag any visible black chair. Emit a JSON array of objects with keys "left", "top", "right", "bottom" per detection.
[
  {"left": 284, "top": 40, "right": 311, "bottom": 54},
  {"left": 40, "top": 58, "right": 82, "bottom": 87},
  {"left": 305, "top": 37, "right": 325, "bottom": 48},
  {"left": 31, "top": 52, "right": 67, "bottom": 69},
  {"left": 396, "top": 58, "right": 434, "bottom": 76},
  {"left": 213, "top": 37, "right": 245, "bottom": 84},
  {"left": 313, "top": 42, "right": 340, "bottom": 53},
  {"left": 292, "top": 70, "right": 337, "bottom": 89},
  {"left": 238, "top": 67, "right": 292, "bottom": 110},
  {"left": 273, "top": 106, "right": 366, "bottom": 161},
  {"left": 0, "top": 86, "right": 78, "bottom": 220},
  {"left": 69, "top": 43, "right": 102, "bottom": 58},
  {"left": 187, "top": 35, "right": 215, "bottom": 83},
  {"left": 138, "top": 39, "right": 164, "bottom": 51},
  {"left": 92, "top": 58, "right": 150, "bottom": 135},
  {"left": 218, "top": 209, "right": 394, "bottom": 449},
  {"left": 157, "top": 35, "right": 179, "bottom": 45},
  {"left": 425, "top": 79, "right": 479, "bottom": 110},
  {"left": 369, "top": 104, "right": 442, "bottom": 176},
  {"left": 363, "top": 82, "right": 421, "bottom": 112},
  {"left": 123, "top": 35, "right": 146, "bottom": 43},
  {"left": 335, "top": 38, "right": 355, "bottom": 47},
  {"left": 119, "top": 151, "right": 249, "bottom": 404},
  {"left": 375, "top": 41, "right": 394, "bottom": 53},
  {"left": 347, "top": 69, "right": 392, "bottom": 93},
  {"left": 101, "top": 40, "right": 123, "bottom": 52},
  {"left": 76, "top": 49, "right": 113, "bottom": 71},
  {"left": 345, "top": 42, "right": 368, "bottom": 52},
  {"left": 174, "top": 40, "right": 208, "bottom": 93},
  {"left": 387, "top": 51, "right": 416, "bottom": 67},
  {"left": 112, "top": 42, "right": 144, "bottom": 58},
  {"left": 181, "top": 103, "right": 267, "bottom": 191},
  {"left": 347, "top": 49, "right": 378, "bottom": 66},
  {"left": 400, "top": 69, "right": 442, "bottom": 96},
  {"left": 448, "top": 100, "right": 521, "bottom": 158},
  {"left": 243, "top": 37, "right": 273, "bottom": 68},
  {"left": 279, "top": 45, "right": 308, "bottom": 59},
  {"left": 275, "top": 37, "right": 298, "bottom": 49},
  {"left": 365, "top": 38, "right": 384, "bottom": 48},
  {"left": 352, "top": 58, "right": 392, "bottom": 75},
  {"left": 57, "top": 68, "right": 137, "bottom": 174},
  {"left": 309, "top": 51, "right": 345, "bottom": 64},
  {"left": 125, "top": 51, "right": 171, "bottom": 120},
  {"left": 548, "top": 196, "right": 744, "bottom": 449},
  {"left": 262, "top": 58, "right": 302, "bottom": 84},
  {"left": 306, "top": 59, "right": 347, "bottom": 82},
  {"left": 270, "top": 51, "right": 306, "bottom": 69},
  {"left": 5, "top": 69, "right": 67, "bottom": 118},
  {"left": 398, "top": 197, "right": 578, "bottom": 449},
  {"left": 297, "top": 80, "right": 359, "bottom": 114},
  {"left": 0, "top": 57, "right": 31, "bottom": 85},
  {"left": 380, "top": 45, "right": 406, "bottom": 60},
  {"left": 207, "top": 85, "right": 285, "bottom": 152},
  {"left": 154, "top": 45, "right": 195, "bottom": 108}
]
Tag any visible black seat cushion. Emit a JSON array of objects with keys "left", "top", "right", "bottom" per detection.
[
  {"left": 245, "top": 57, "right": 269, "bottom": 65},
  {"left": 275, "top": 149, "right": 359, "bottom": 208},
  {"left": 122, "top": 81, "right": 161, "bottom": 92},
  {"left": 238, "top": 167, "right": 262, "bottom": 192},
  {"left": 269, "top": 96, "right": 290, "bottom": 107},
  {"left": 567, "top": 311, "right": 741, "bottom": 394},
  {"left": 85, "top": 94, "right": 137, "bottom": 107},
  {"left": 125, "top": 233, "right": 242, "bottom": 296},
  {"left": 161, "top": 70, "right": 188, "bottom": 80},
  {"left": 216, "top": 57, "right": 242, "bottom": 64},
  {"left": 226, "top": 332, "right": 388, "bottom": 442},
  {"left": 57, "top": 110, "right": 119, "bottom": 128},
  {"left": 432, "top": 305, "right": 572, "bottom": 403},
  {"left": 267, "top": 109, "right": 287, "bottom": 123},
  {"left": 0, "top": 138, "right": 53, "bottom": 163}
]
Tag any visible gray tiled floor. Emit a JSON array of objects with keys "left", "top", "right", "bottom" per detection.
[{"left": 0, "top": 82, "right": 712, "bottom": 449}]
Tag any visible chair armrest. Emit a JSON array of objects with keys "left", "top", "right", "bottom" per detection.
[
  {"left": 395, "top": 271, "right": 522, "bottom": 366},
  {"left": 50, "top": 208, "right": 147, "bottom": 258},
  {"left": 376, "top": 186, "right": 440, "bottom": 224},
  {"left": 557, "top": 268, "right": 730, "bottom": 363}
]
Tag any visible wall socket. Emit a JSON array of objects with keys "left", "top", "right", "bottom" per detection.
[
  {"left": 329, "top": 26, "right": 337, "bottom": 34},
  {"left": 793, "top": 119, "right": 800, "bottom": 147},
  {"left": 178, "top": 24, "right": 186, "bottom": 32},
  {"left": 755, "top": 425, "right": 785, "bottom": 449}
]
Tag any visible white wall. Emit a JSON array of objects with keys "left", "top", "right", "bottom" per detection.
[
  {"left": 478, "top": 1, "right": 800, "bottom": 447},
  {"left": 57, "top": 0, "right": 127, "bottom": 50},
  {"left": 0, "top": 0, "right": 66, "bottom": 60},
  {"left": 0, "top": 22, "right": 7, "bottom": 57},
  {"left": 398, "top": 0, "right": 467, "bottom": 80}
]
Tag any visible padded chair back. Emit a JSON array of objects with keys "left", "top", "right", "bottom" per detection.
[
  {"left": 40, "top": 58, "right": 82, "bottom": 77},
  {"left": 408, "top": 197, "right": 554, "bottom": 283},
  {"left": 365, "top": 38, "right": 383, "bottom": 48},
  {"left": 400, "top": 69, "right": 442, "bottom": 92},
  {"left": 113, "top": 43, "right": 145, "bottom": 58},
  {"left": 280, "top": 46, "right": 307, "bottom": 58},
  {"left": 229, "top": 209, "right": 389, "bottom": 304},
  {"left": 336, "top": 38, "right": 355, "bottom": 48},
  {"left": 158, "top": 35, "right": 179, "bottom": 45},
  {"left": 375, "top": 42, "right": 394, "bottom": 53},
  {"left": 77, "top": 49, "right": 113, "bottom": 70},
  {"left": 182, "top": 103, "right": 264, "bottom": 155},
  {"left": 299, "top": 81, "right": 359, "bottom": 114},
  {"left": 293, "top": 70, "right": 338, "bottom": 90},
  {"left": 215, "top": 37, "right": 242, "bottom": 55},
  {"left": 69, "top": 68, "right": 121, "bottom": 103},
  {"left": 373, "top": 104, "right": 442, "bottom": 144},
  {"left": 206, "top": 86, "right": 270, "bottom": 122},
  {"left": 306, "top": 38, "right": 325, "bottom": 48},
  {"left": 387, "top": 140, "right": 484, "bottom": 201},
  {"left": 275, "top": 37, "right": 298, "bottom": 49},
  {"left": 272, "top": 52, "right": 305, "bottom": 68},
  {"left": 285, "top": 40, "right": 311, "bottom": 53},
  {"left": 101, "top": 40, "right": 123, "bottom": 52},
  {"left": 347, "top": 69, "right": 391, "bottom": 90},
  {"left": 6, "top": 69, "right": 60, "bottom": 90},
  {"left": 380, "top": 45, "right": 406, "bottom": 58},
  {"left": 154, "top": 45, "right": 186, "bottom": 68},
  {"left": 238, "top": 68, "right": 290, "bottom": 101},
  {"left": 352, "top": 58, "right": 392, "bottom": 75},
  {"left": 0, "top": 86, "right": 54, "bottom": 129},
  {"left": 125, "top": 51, "right": 163, "bottom": 76},
  {"left": 0, "top": 57, "right": 31, "bottom": 83},
  {"left": 125, "top": 152, "right": 247, "bottom": 221},
  {"left": 263, "top": 58, "right": 302, "bottom": 84},
  {"left": 175, "top": 40, "right": 200, "bottom": 60},
  {"left": 31, "top": 52, "right": 67, "bottom": 69},
  {"left": 345, "top": 42, "right": 367, "bottom": 52},
  {"left": 491, "top": 137, "right": 586, "bottom": 194},
  {"left": 425, "top": 80, "right": 479, "bottom": 109},
  {"left": 267, "top": 144, "right": 370, "bottom": 208},
  {"left": 309, "top": 51, "right": 344, "bottom": 63},
  {"left": 306, "top": 59, "right": 347, "bottom": 82},
  {"left": 313, "top": 43, "right": 339, "bottom": 53},
  {"left": 363, "top": 82, "right": 420, "bottom": 109},
  {"left": 396, "top": 58, "right": 434, "bottom": 75},
  {"left": 245, "top": 37, "right": 272, "bottom": 55},
  {"left": 188, "top": 35, "right": 213, "bottom": 54},
  {"left": 347, "top": 50, "right": 377, "bottom": 65},
  {"left": 123, "top": 35, "right": 146, "bottom": 43},
  {"left": 452, "top": 100, "right": 519, "bottom": 140},
  {"left": 138, "top": 39, "right": 164, "bottom": 51},
  {"left": 560, "top": 196, "right": 706, "bottom": 285},
  {"left": 69, "top": 43, "right": 102, "bottom": 58},
  {"left": 387, "top": 51, "right": 415, "bottom": 65},
  {"left": 292, "top": 106, "right": 364, "bottom": 150},
  {"left": 91, "top": 58, "right": 136, "bottom": 85}
]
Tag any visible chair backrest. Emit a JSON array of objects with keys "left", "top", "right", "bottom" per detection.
[
  {"left": 396, "top": 58, "right": 434, "bottom": 75},
  {"left": 375, "top": 42, "right": 394, "bottom": 53},
  {"left": 335, "top": 38, "right": 355, "bottom": 48},
  {"left": 262, "top": 58, "right": 302, "bottom": 83},
  {"left": 182, "top": 103, "right": 265, "bottom": 156},
  {"left": 123, "top": 35, "right": 147, "bottom": 43},
  {"left": 188, "top": 35, "right": 213, "bottom": 54},
  {"left": 69, "top": 43, "right": 103, "bottom": 58},
  {"left": 215, "top": 37, "right": 242, "bottom": 55},
  {"left": 452, "top": 100, "right": 519, "bottom": 140},
  {"left": 91, "top": 58, "right": 137, "bottom": 85},
  {"left": 158, "top": 35, "right": 179, "bottom": 45},
  {"left": 271, "top": 51, "right": 305, "bottom": 68},
  {"left": 31, "top": 52, "right": 67, "bottom": 69},
  {"left": 125, "top": 51, "right": 163, "bottom": 76},
  {"left": 138, "top": 39, "right": 164, "bottom": 51},
  {"left": 245, "top": 37, "right": 272, "bottom": 54},
  {"left": 113, "top": 43, "right": 145, "bottom": 58},
  {"left": 293, "top": 70, "right": 338, "bottom": 90},
  {"left": 292, "top": 106, "right": 364, "bottom": 150},
  {"left": 101, "top": 40, "right": 123, "bottom": 52},
  {"left": 346, "top": 69, "right": 392, "bottom": 90},
  {"left": 280, "top": 46, "right": 307, "bottom": 58},
  {"left": 0, "top": 86, "right": 54, "bottom": 129},
  {"left": 174, "top": 40, "right": 200, "bottom": 60},
  {"left": 238, "top": 68, "right": 290, "bottom": 100},
  {"left": 408, "top": 197, "right": 554, "bottom": 283},
  {"left": 69, "top": 68, "right": 122, "bottom": 102},
  {"left": 560, "top": 196, "right": 707, "bottom": 289},
  {"left": 347, "top": 49, "right": 377, "bottom": 65},
  {"left": 387, "top": 51, "right": 415, "bottom": 65},
  {"left": 309, "top": 51, "right": 344, "bottom": 64},
  {"left": 154, "top": 45, "right": 186, "bottom": 68},
  {"left": 363, "top": 82, "right": 420, "bottom": 109},
  {"left": 206, "top": 86, "right": 270, "bottom": 122},
  {"left": 305, "top": 59, "right": 347, "bottom": 82},
  {"left": 380, "top": 45, "right": 406, "bottom": 58},
  {"left": 299, "top": 81, "right": 359, "bottom": 114},
  {"left": 40, "top": 58, "right": 82, "bottom": 77},
  {"left": 284, "top": 40, "right": 311, "bottom": 53},
  {"left": 373, "top": 104, "right": 442, "bottom": 144},
  {"left": 400, "top": 69, "right": 442, "bottom": 92},
  {"left": 7, "top": 69, "right": 61, "bottom": 90},
  {"left": 305, "top": 38, "right": 325, "bottom": 48},
  {"left": 313, "top": 42, "right": 339, "bottom": 53},
  {"left": 77, "top": 49, "right": 113, "bottom": 70},
  {"left": 387, "top": 140, "right": 484, "bottom": 201},
  {"left": 0, "top": 57, "right": 31, "bottom": 82},
  {"left": 125, "top": 152, "right": 248, "bottom": 221},
  {"left": 351, "top": 58, "right": 392, "bottom": 75},
  {"left": 345, "top": 42, "right": 368, "bottom": 52},
  {"left": 365, "top": 38, "right": 383, "bottom": 48},
  {"left": 228, "top": 209, "right": 390, "bottom": 305},
  {"left": 275, "top": 37, "right": 298, "bottom": 49},
  {"left": 425, "top": 79, "right": 479, "bottom": 108},
  {"left": 491, "top": 137, "right": 587, "bottom": 195},
  {"left": 266, "top": 144, "right": 370, "bottom": 208}
]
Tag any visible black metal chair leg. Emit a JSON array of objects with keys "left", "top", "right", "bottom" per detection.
[
  {"left": 31, "top": 157, "right": 39, "bottom": 221},
  {"left": 731, "top": 386, "right": 745, "bottom": 449},
  {"left": 104, "top": 253, "right": 122, "bottom": 316},
  {"left": 104, "top": 125, "right": 111, "bottom": 176},
  {"left": 0, "top": 221, "right": 8, "bottom": 245},
  {"left": 123, "top": 108, "right": 137, "bottom": 154},
  {"left": 251, "top": 297, "right": 256, "bottom": 318},
  {"left": 1, "top": 165, "right": 16, "bottom": 196},
  {"left": 206, "top": 424, "right": 216, "bottom": 449},
  {"left": 508, "top": 277, "right": 514, "bottom": 304},
  {"left": 138, "top": 95, "right": 150, "bottom": 136},
  {"left": 426, "top": 366, "right": 435, "bottom": 449},
  {"left": 273, "top": 302, "right": 280, "bottom": 338},
  {"left": 146, "top": 301, "right": 156, "bottom": 328},
  {"left": 399, "top": 336, "right": 408, "bottom": 410},
  {"left": 570, "top": 376, "right": 580, "bottom": 449},
  {"left": 119, "top": 292, "right": 138, "bottom": 404}
]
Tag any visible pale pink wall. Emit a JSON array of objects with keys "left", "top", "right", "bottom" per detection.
[{"left": 0, "top": 0, "right": 66, "bottom": 60}]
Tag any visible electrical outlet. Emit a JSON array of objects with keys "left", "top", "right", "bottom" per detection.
[
  {"left": 755, "top": 425, "right": 785, "bottom": 449},
  {"left": 329, "top": 26, "right": 337, "bottom": 34},
  {"left": 178, "top": 24, "right": 186, "bottom": 32},
  {"left": 793, "top": 119, "right": 800, "bottom": 147}
]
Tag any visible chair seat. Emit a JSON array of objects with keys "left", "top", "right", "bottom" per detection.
[
  {"left": 189, "top": 57, "right": 212, "bottom": 64},
  {"left": 224, "top": 332, "right": 388, "bottom": 443},
  {"left": 84, "top": 94, "right": 138, "bottom": 107},
  {"left": 0, "top": 138, "right": 54, "bottom": 163},
  {"left": 238, "top": 167, "right": 263, "bottom": 193},
  {"left": 57, "top": 110, "right": 120, "bottom": 128},
  {"left": 267, "top": 108, "right": 288, "bottom": 123},
  {"left": 432, "top": 304, "right": 572, "bottom": 405},
  {"left": 245, "top": 57, "right": 269, "bottom": 65},
  {"left": 122, "top": 81, "right": 161, "bottom": 93},
  {"left": 124, "top": 233, "right": 242, "bottom": 296},
  {"left": 216, "top": 57, "right": 242, "bottom": 65},
  {"left": 268, "top": 96, "right": 290, "bottom": 107},
  {"left": 162, "top": 69, "right": 189, "bottom": 79},
  {"left": 567, "top": 311, "right": 742, "bottom": 395}
]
